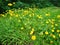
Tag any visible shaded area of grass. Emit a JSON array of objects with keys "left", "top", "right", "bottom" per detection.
[{"left": 0, "top": 7, "right": 60, "bottom": 45}]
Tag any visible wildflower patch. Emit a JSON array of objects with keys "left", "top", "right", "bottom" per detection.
[{"left": 0, "top": 7, "right": 60, "bottom": 45}]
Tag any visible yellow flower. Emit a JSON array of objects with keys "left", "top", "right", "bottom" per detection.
[
  {"left": 50, "top": 34, "right": 56, "bottom": 38},
  {"left": 57, "top": 30, "right": 60, "bottom": 33},
  {"left": 51, "top": 22, "right": 54, "bottom": 24},
  {"left": 29, "top": 13, "right": 34, "bottom": 17},
  {"left": 58, "top": 20, "right": 60, "bottom": 22},
  {"left": 18, "top": 20, "right": 21, "bottom": 22},
  {"left": 1, "top": 14, "right": 5, "bottom": 17},
  {"left": 45, "top": 13, "right": 50, "bottom": 16},
  {"left": 48, "top": 19, "right": 51, "bottom": 22},
  {"left": 55, "top": 24, "right": 58, "bottom": 26},
  {"left": 31, "top": 35, "right": 36, "bottom": 40},
  {"left": 52, "top": 35, "right": 56, "bottom": 38},
  {"left": 30, "top": 28, "right": 34, "bottom": 35},
  {"left": 51, "top": 25, "right": 54, "bottom": 27},
  {"left": 37, "top": 15, "right": 42, "bottom": 19},
  {"left": 50, "top": 34, "right": 56, "bottom": 39},
  {"left": 30, "top": 31, "right": 34, "bottom": 35},
  {"left": 9, "top": 10, "right": 14, "bottom": 13},
  {"left": 29, "top": 14, "right": 32, "bottom": 17},
  {"left": 32, "top": 28, "right": 34, "bottom": 31},
  {"left": 21, "top": 27, "right": 24, "bottom": 30},
  {"left": 29, "top": 8, "right": 32, "bottom": 10},
  {"left": 46, "top": 21, "right": 49, "bottom": 24},
  {"left": 10, "top": 13, "right": 13, "bottom": 16},
  {"left": 52, "top": 19, "right": 55, "bottom": 22},
  {"left": 50, "top": 41, "right": 53, "bottom": 44},
  {"left": 24, "top": 10, "right": 28, "bottom": 15},
  {"left": 51, "top": 29, "right": 54, "bottom": 32},
  {"left": 8, "top": 3, "right": 13, "bottom": 6},
  {"left": 48, "top": 19, "right": 54, "bottom": 24},
  {"left": 15, "top": 15, "right": 19, "bottom": 17},
  {"left": 13, "top": 2, "right": 15, "bottom": 4},
  {"left": 45, "top": 31, "right": 49, "bottom": 35},
  {"left": 24, "top": 10, "right": 28, "bottom": 13},
  {"left": 57, "top": 15, "right": 60, "bottom": 18},
  {"left": 24, "top": 23, "right": 27, "bottom": 25},
  {"left": 59, "top": 34, "right": 60, "bottom": 37}
]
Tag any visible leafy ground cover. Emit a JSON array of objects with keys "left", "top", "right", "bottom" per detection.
[{"left": 0, "top": 7, "right": 60, "bottom": 45}]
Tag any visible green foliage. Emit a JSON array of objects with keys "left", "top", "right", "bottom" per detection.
[
  {"left": 0, "top": 0, "right": 60, "bottom": 13},
  {"left": 0, "top": 0, "right": 27, "bottom": 13},
  {"left": 0, "top": 0, "right": 54, "bottom": 14},
  {"left": 0, "top": 7, "right": 60, "bottom": 45},
  {"left": 50, "top": 0, "right": 60, "bottom": 7}
]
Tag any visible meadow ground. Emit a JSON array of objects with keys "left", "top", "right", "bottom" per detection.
[{"left": 0, "top": 7, "right": 60, "bottom": 45}]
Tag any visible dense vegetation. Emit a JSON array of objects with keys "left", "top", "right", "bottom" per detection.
[
  {"left": 0, "top": 7, "right": 60, "bottom": 45},
  {"left": 0, "top": 0, "right": 60, "bottom": 13},
  {"left": 0, "top": 0, "right": 60, "bottom": 45}
]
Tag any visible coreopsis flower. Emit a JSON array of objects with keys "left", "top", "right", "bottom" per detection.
[
  {"left": 31, "top": 35, "right": 36, "bottom": 40},
  {"left": 15, "top": 15, "right": 19, "bottom": 17},
  {"left": 30, "top": 30, "right": 34, "bottom": 35},
  {"left": 45, "top": 13, "right": 50, "bottom": 16},
  {"left": 45, "top": 31, "right": 49, "bottom": 35},
  {"left": 18, "top": 20, "right": 21, "bottom": 22},
  {"left": 55, "top": 24, "right": 58, "bottom": 26},
  {"left": 59, "top": 34, "right": 60, "bottom": 37},
  {"left": 50, "top": 41, "right": 53, "bottom": 44},
  {"left": 52, "top": 35, "right": 56, "bottom": 38},
  {"left": 46, "top": 21, "right": 49, "bottom": 24},
  {"left": 57, "top": 15, "right": 60, "bottom": 18},
  {"left": 21, "top": 27, "right": 24, "bottom": 30},
  {"left": 1, "top": 14, "right": 5, "bottom": 17},
  {"left": 37, "top": 15, "right": 42, "bottom": 19},
  {"left": 57, "top": 30, "right": 60, "bottom": 33},
  {"left": 51, "top": 29, "right": 54, "bottom": 32},
  {"left": 13, "top": 2, "right": 15, "bottom": 4},
  {"left": 30, "top": 28, "right": 34, "bottom": 35},
  {"left": 51, "top": 25, "right": 54, "bottom": 27}
]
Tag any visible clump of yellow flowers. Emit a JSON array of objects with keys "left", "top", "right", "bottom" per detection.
[
  {"left": 1, "top": 7, "right": 60, "bottom": 45},
  {"left": 8, "top": 3, "right": 13, "bottom": 6},
  {"left": 50, "top": 34, "right": 56, "bottom": 39},
  {"left": 30, "top": 28, "right": 34, "bottom": 35},
  {"left": 30, "top": 28, "right": 36, "bottom": 40}
]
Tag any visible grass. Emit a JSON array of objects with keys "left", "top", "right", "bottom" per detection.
[{"left": 0, "top": 7, "right": 60, "bottom": 45}]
